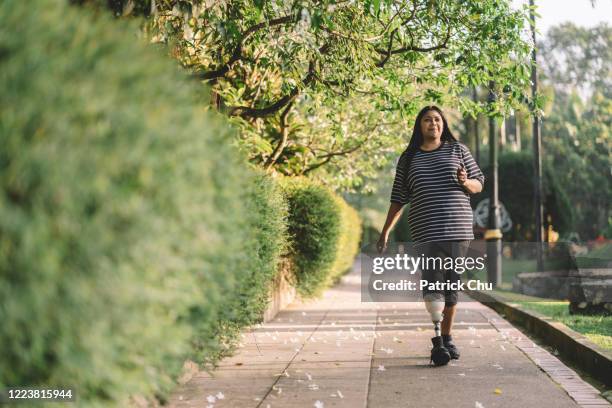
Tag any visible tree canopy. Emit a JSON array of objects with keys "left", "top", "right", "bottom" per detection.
[
  {"left": 539, "top": 22, "right": 611, "bottom": 100},
  {"left": 92, "top": 0, "right": 534, "bottom": 190},
  {"left": 538, "top": 23, "right": 611, "bottom": 239}
]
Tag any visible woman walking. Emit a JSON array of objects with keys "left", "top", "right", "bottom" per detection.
[{"left": 377, "top": 105, "right": 484, "bottom": 366}]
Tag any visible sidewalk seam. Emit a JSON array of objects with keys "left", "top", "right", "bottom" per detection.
[
  {"left": 254, "top": 308, "right": 331, "bottom": 408},
  {"left": 364, "top": 308, "right": 379, "bottom": 408}
]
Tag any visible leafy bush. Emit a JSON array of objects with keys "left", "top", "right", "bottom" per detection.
[
  {"left": 281, "top": 178, "right": 342, "bottom": 297},
  {"left": 0, "top": 0, "right": 254, "bottom": 405},
  {"left": 235, "top": 173, "right": 289, "bottom": 326},
  {"left": 328, "top": 195, "right": 362, "bottom": 283},
  {"left": 208, "top": 174, "right": 289, "bottom": 361},
  {"left": 280, "top": 178, "right": 362, "bottom": 295}
]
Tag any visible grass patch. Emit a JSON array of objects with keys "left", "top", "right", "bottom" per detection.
[{"left": 493, "top": 290, "right": 612, "bottom": 351}]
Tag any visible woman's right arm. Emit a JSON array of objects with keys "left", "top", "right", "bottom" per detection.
[
  {"left": 380, "top": 149, "right": 411, "bottom": 252},
  {"left": 377, "top": 202, "right": 405, "bottom": 253}
]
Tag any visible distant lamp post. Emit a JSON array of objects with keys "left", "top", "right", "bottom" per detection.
[
  {"left": 485, "top": 83, "right": 502, "bottom": 287},
  {"left": 530, "top": 0, "right": 545, "bottom": 271}
]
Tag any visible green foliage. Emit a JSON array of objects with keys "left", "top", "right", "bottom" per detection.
[
  {"left": 519, "top": 301, "right": 612, "bottom": 351},
  {"left": 540, "top": 92, "right": 611, "bottom": 239},
  {"left": 478, "top": 152, "right": 574, "bottom": 241},
  {"left": 281, "top": 178, "right": 342, "bottom": 297},
  {"left": 493, "top": 291, "right": 612, "bottom": 351},
  {"left": 328, "top": 195, "right": 362, "bottom": 283},
  {"left": 208, "top": 174, "right": 289, "bottom": 361},
  {"left": 0, "top": 0, "right": 254, "bottom": 405},
  {"left": 108, "top": 0, "right": 533, "bottom": 190},
  {"left": 539, "top": 22, "right": 611, "bottom": 99},
  {"left": 537, "top": 23, "right": 611, "bottom": 239},
  {"left": 237, "top": 173, "right": 289, "bottom": 325}
]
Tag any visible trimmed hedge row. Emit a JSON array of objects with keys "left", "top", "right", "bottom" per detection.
[
  {"left": 281, "top": 177, "right": 362, "bottom": 297},
  {"left": 0, "top": 0, "right": 361, "bottom": 406},
  {"left": 0, "top": 0, "right": 288, "bottom": 406},
  {"left": 328, "top": 195, "right": 362, "bottom": 284},
  {"left": 207, "top": 172, "right": 289, "bottom": 362}
]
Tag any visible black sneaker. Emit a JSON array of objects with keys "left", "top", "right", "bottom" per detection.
[
  {"left": 442, "top": 334, "right": 460, "bottom": 360},
  {"left": 430, "top": 336, "right": 451, "bottom": 366}
]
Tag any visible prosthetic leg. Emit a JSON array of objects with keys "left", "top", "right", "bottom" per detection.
[{"left": 424, "top": 293, "right": 451, "bottom": 366}]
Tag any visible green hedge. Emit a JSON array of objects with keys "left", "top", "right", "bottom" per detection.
[
  {"left": 0, "top": 0, "right": 257, "bottom": 405},
  {"left": 209, "top": 173, "right": 289, "bottom": 361},
  {"left": 328, "top": 195, "right": 362, "bottom": 284},
  {"left": 281, "top": 177, "right": 361, "bottom": 297},
  {"left": 0, "top": 2, "right": 362, "bottom": 406}
]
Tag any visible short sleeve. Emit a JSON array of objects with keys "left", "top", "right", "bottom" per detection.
[
  {"left": 460, "top": 144, "right": 485, "bottom": 187},
  {"left": 390, "top": 151, "right": 411, "bottom": 205}
]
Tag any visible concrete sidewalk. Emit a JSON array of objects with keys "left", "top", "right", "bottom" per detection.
[{"left": 167, "top": 265, "right": 610, "bottom": 408}]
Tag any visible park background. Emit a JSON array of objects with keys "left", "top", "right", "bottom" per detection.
[{"left": 0, "top": 0, "right": 610, "bottom": 406}]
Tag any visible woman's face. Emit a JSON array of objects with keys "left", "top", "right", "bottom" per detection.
[{"left": 420, "top": 110, "right": 444, "bottom": 140}]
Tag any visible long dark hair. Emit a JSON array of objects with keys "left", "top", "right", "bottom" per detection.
[{"left": 400, "top": 105, "right": 458, "bottom": 175}]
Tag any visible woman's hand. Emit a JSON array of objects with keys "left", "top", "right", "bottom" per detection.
[
  {"left": 376, "top": 232, "right": 389, "bottom": 254},
  {"left": 378, "top": 202, "right": 404, "bottom": 253},
  {"left": 457, "top": 164, "right": 483, "bottom": 194},
  {"left": 457, "top": 164, "right": 467, "bottom": 185}
]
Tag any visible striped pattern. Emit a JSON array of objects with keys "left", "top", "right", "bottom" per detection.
[{"left": 390, "top": 141, "right": 484, "bottom": 243}]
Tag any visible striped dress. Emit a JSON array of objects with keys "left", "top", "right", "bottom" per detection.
[{"left": 390, "top": 141, "right": 485, "bottom": 243}]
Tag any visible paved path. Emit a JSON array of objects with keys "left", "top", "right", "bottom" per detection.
[{"left": 167, "top": 264, "right": 610, "bottom": 408}]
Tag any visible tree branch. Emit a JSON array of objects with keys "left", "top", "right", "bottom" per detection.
[
  {"left": 375, "top": 22, "right": 452, "bottom": 56},
  {"left": 264, "top": 101, "right": 294, "bottom": 170},
  {"left": 228, "top": 61, "right": 315, "bottom": 118},
  {"left": 374, "top": 4, "right": 451, "bottom": 58},
  {"left": 301, "top": 121, "right": 390, "bottom": 174},
  {"left": 227, "top": 41, "right": 330, "bottom": 118},
  {"left": 197, "top": 15, "right": 296, "bottom": 81},
  {"left": 376, "top": 28, "right": 397, "bottom": 68},
  {"left": 302, "top": 142, "right": 364, "bottom": 174}
]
